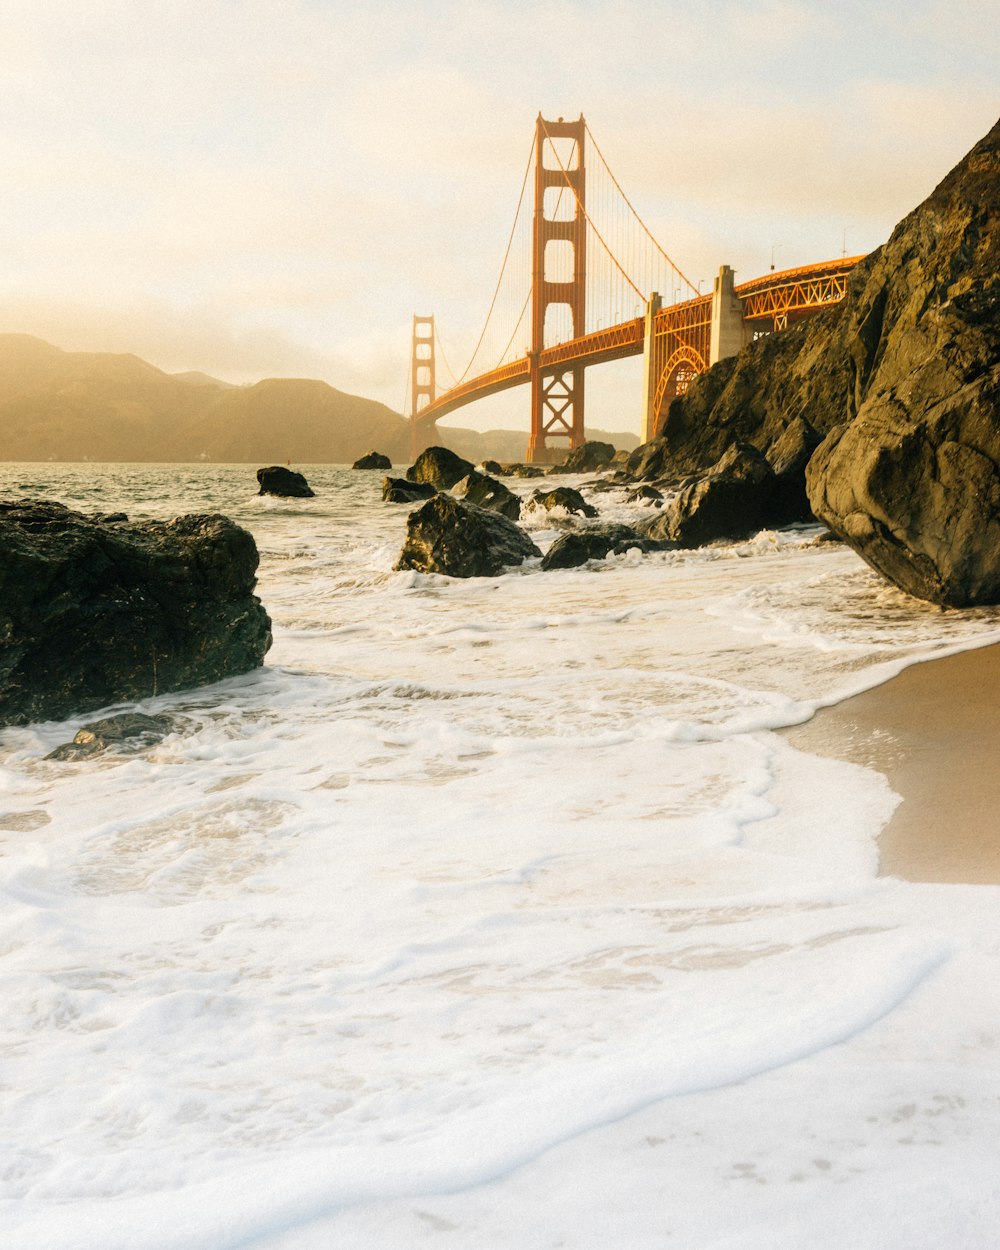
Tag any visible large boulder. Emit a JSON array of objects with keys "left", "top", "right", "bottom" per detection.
[
  {"left": 257, "top": 465, "right": 315, "bottom": 497},
  {"left": 633, "top": 117, "right": 1000, "bottom": 605},
  {"left": 527, "top": 486, "right": 599, "bottom": 518},
  {"left": 453, "top": 471, "right": 522, "bottom": 520},
  {"left": 353, "top": 450, "right": 392, "bottom": 470},
  {"left": 640, "top": 444, "right": 776, "bottom": 547},
  {"left": 541, "top": 524, "right": 660, "bottom": 570},
  {"left": 382, "top": 476, "right": 436, "bottom": 504},
  {"left": 805, "top": 121, "right": 1000, "bottom": 606},
  {"left": 0, "top": 501, "right": 272, "bottom": 726},
  {"left": 406, "top": 446, "right": 475, "bottom": 491},
  {"left": 394, "top": 494, "right": 541, "bottom": 578}
]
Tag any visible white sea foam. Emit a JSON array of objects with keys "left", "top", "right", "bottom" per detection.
[{"left": 2, "top": 463, "right": 1000, "bottom": 1248}]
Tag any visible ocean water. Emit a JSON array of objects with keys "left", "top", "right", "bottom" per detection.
[{"left": 2, "top": 462, "right": 1000, "bottom": 1249}]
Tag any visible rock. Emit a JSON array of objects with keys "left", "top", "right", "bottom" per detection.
[
  {"left": 406, "top": 445, "right": 475, "bottom": 491},
  {"left": 0, "top": 501, "right": 272, "bottom": 727},
  {"left": 500, "top": 463, "right": 545, "bottom": 478},
  {"left": 394, "top": 494, "right": 541, "bottom": 578},
  {"left": 632, "top": 118, "right": 1000, "bottom": 605},
  {"left": 549, "top": 440, "right": 616, "bottom": 474},
  {"left": 764, "top": 416, "right": 822, "bottom": 526},
  {"left": 527, "top": 486, "right": 599, "bottom": 518},
  {"left": 257, "top": 465, "right": 315, "bottom": 497},
  {"left": 45, "top": 712, "right": 190, "bottom": 761},
  {"left": 382, "top": 476, "right": 436, "bottom": 504},
  {"left": 805, "top": 121, "right": 1000, "bottom": 605},
  {"left": 353, "top": 450, "right": 392, "bottom": 470},
  {"left": 541, "top": 524, "right": 660, "bottom": 570},
  {"left": 453, "top": 471, "right": 521, "bottom": 520},
  {"left": 640, "top": 444, "right": 776, "bottom": 547},
  {"left": 625, "top": 485, "right": 664, "bottom": 507},
  {"left": 480, "top": 460, "right": 504, "bottom": 475}
]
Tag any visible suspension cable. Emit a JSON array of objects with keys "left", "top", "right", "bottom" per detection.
[
  {"left": 433, "top": 323, "right": 459, "bottom": 387},
  {"left": 450, "top": 134, "right": 535, "bottom": 385},
  {"left": 584, "top": 121, "right": 699, "bottom": 296},
  {"left": 539, "top": 116, "right": 645, "bottom": 305}
]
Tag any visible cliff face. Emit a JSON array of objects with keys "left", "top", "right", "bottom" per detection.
[{"left": 653, "top": 117, "right": 1000, "bottom": 607}]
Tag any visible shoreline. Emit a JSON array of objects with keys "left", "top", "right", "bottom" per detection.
[{"left": 784, "top": 642, "right": 1000, "bottom": 884}]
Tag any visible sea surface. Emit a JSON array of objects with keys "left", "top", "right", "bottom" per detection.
[{"left": 3, "top": 462, "right": 1000, "bottom": 1249}]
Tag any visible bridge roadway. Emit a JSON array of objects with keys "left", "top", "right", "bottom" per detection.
[{"left": 415, "top": 255, "right": 863, "bottom": 434}]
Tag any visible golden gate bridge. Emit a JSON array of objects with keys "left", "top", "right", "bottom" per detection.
[{"left": 408, "top": 114, "right": 861, "bottom": 462}]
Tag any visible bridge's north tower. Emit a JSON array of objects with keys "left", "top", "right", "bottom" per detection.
[
  {"left": 409, "top": 314, "right": 436, "bottom": 458},
  {"left": 528, "top": 114, "right": 587, "bottom": 464}
]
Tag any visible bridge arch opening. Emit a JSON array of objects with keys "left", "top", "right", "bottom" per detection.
[
  {"left": 544, "top": 238, "right": 575, "bottom": 282},
  {"left": 651, "top": 346, "right": 706, "bottom": 437}
]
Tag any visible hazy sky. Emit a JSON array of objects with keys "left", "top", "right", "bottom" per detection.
[{"left": 1, "top": 0, "right": 997, "bottom": 432}]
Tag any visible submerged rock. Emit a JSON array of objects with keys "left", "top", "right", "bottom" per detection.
[
  {"left": 382, "top": 476, "right": 436, "bottom": 504},
  {"left": 353, "top": 450, "right": 392, "bottom": 470},
  {"left": 394, "top": 494, "right": 540, "bottom": 578},
  {"left": 541, "top": 524, "right": 661, "bottom": 570},
  {"left": 257, "top": 465, "right": 315, "bottom": 497},
  {"left": 406, "top": 446, "right": 475, "bottom": 491},
  {"left": 453, "top": 471, "right": 521, "bottom": 520},
  {"left": 45, "top": 712, "right": 190, "bottom": 761},
  {"left": 528, "top": 486, "right": 599, "bottom": 518},
  {"left": 0, "top": 501, "right": 272, "bottom": 727}
]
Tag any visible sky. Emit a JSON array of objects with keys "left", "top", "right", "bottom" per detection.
[{"left": 1, "top": 0, "right": 997, "bottom": 434}]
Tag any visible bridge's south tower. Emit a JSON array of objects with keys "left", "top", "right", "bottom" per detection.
[{"left": 528, "top": 114, "right": 586, "bottom": 464}]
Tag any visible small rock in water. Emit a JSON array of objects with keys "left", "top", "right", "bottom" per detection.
[
  {"left": 353, "top": 451, "right": 392, "bottom": 470},
  {"left": 382, "top": 476, "right": 436, "bottom": 504},
  {"left": 256, "top": 466, "right": 315, "bottom": 497},
  {"left": 394, "top": 494, "right": 540, "bottom": 578},
  {"left": 45, "top": 712, "right": 191, "bottom": 761},
  {"left": 541, "top": 523, "right": 660, "bottom": 570},
  {"left": 528, "top": 486, "right": 599, "bottom": 518},
  {"left": 548, "top": 440, "right": 616, "bottom": 474},
  {"left": 406, "top": 446, "right": 475, "bottom": 491}
]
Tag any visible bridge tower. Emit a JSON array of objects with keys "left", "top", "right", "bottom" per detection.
[
  {"left": 528, "top": 114, "right": 587, "bottom": 465},
  {"left": 409, "top": 314, "right": 436, "bottom": 460}
]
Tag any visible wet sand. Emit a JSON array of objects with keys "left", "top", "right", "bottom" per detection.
[{"left": 785, "top": 643, "right": 1000, "bottom": 884}]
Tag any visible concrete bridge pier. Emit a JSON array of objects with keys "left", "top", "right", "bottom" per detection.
[{"left": 709, "top": 264, "right": 746, "bottom": 365}]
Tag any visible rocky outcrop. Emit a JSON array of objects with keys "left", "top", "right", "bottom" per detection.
[
  {"left": 257, "top": 465, "right": 315, "bottom": 497},
  {"left": 0, "top": 501, "right": 272, "bottom": 726},
  {"left": 453, "top": 471, "right": 521, "bottom": 520},
  {"left": 394, "top": 494, "right": 541, "bottom": 578},
  {"left": 541, "top": 524, "right": 660, "bottom": 570},
  {"left": 625, "top": 485, "right": 664, "bottom": 507},
  {"left": 382, "top": 476, "right": 436, "bottom": 504},
  {"left": 406, "top": 446, "right": 475, "bottom": 491},
  {"left": 633, "top": 118, "right": 1000, "bottom": 605},
  {"left": 527, "top": 487, "right": 598, "bottom": 518},
  {"left": 353, "top": 450, "right": 392, "bottom": 470},
  {"left": 550, "top": 441, "right": 616, "bottom": 474},
  {"left": 500, "top": 463, "right": 545, "bottom": 478}
]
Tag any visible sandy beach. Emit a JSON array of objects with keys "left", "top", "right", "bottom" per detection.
[{"left": 786, "top": 642, "right": 1000, "bottom": 884}]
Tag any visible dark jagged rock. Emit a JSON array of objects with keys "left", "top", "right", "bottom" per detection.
[
  {"left": 45, "top": 712, "right": 190, "bottom": 761},
  {"left": 453, "top": 471, "right": 521, "bottom": 521},
  {"left": 640, "top": 444, "right": 776, "bottom": 547},
  {"left": 500, "top": 463, "right": 545, "bottom": 478},
  {"left": 394, "top": 494, "right": 541, "bottom": 578},
  {"left": 764, "top": 416, "right": 822, "bottom": 526},
  {"left": 541, "top": 523, "right": 662, "bottom": 570},
  {"left": 0, "top": 501, "right": 272, "bottom": 727},
  {"left": 631, "top": 118, "right": 1000, "bottom": 605},
  {"left": 256, "top": 465, "right": 315, "bottom": 497},
  {"left": 528, "top": 486, "right": 599, "bottom": 518},
  {"left": 549, "top": 440, "right": 616, "bottom": 474},
  {"left": 353, "top": 450, "right": 392, "bottom": 470},
  {"left": 625, "top": 484, "right": 664, "bottom": 507},
  {"left": 382, "top": 476, "right": 436, "bottom": 504},
  {"left": 481, "top": 460, "right": 504, "bottom": 475},
  {"left": 406, "top": 445, "right": 475, "bottom": 491}
]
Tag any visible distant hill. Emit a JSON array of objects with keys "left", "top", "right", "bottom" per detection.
[{"left": 0, "top": 334, "right": 639, "bottom": 464}]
